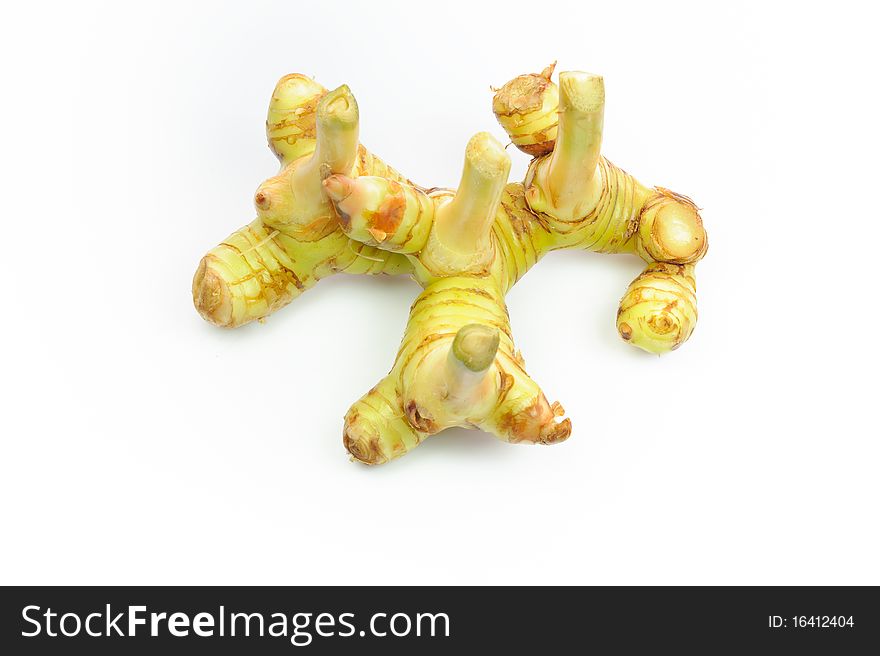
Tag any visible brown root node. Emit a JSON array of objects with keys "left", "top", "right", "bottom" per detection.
[{"left": 405, "top": 400, "right": 439, "bottom": 434}]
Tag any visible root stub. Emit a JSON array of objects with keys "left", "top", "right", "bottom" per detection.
[
  {"left": 192, "top": 258, "right": 232, "bottom": 327},
  {"left": 638, "top": 191, "right": 707, "bottom": 264},
  {"left": 343, "top": 428, "right": 387, "bottom": 466},
  {"left": 539, "top": 418, "right": 572, "bottom": 445},
  {"left": 342, "top": 410, "right": 390, "bottom": 466},
  {"left": 498, "top": 396, "right": 572, "bottom": 445},
  {"left": 452, "top": 324, "right": 500, "bottom": 372}
]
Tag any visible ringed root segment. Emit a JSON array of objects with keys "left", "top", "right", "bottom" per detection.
[
  {"left": 193, "top": 64, "right": 707, "bottom": 463},
  {"left": 193, "top": 81, "right": 412, "bottom": 328},
  {"left": 343, "top": 278, "right": 571, "bottom": 465}
]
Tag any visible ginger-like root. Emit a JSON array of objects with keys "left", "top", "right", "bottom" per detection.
[
  {"left": 343, "top": 277, "right": 571, "bottom": 465},
  {"left": 509, "top": 70, "right": 707, "bottom": 354},
  {"left": 334, "top": 135, "right": 569, "bottom": 463},
  {"left": 193, "top": 81, "right": 412, "bottom": 327},
  {"left": 193, "top": 65, "right": 707, "bottom": 463}
]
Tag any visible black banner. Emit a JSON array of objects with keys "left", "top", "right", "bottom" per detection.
[{"left": 1, "top": 586, "right": 876, "bottom": 653}]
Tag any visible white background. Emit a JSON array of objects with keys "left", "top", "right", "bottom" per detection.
[{"left": 2, "top": 1, "right": 877, "bottom": 585}]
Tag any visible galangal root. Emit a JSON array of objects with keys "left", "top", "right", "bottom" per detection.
[{"left": 192, "top": 64, "right": 707, "bottom": 464}]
